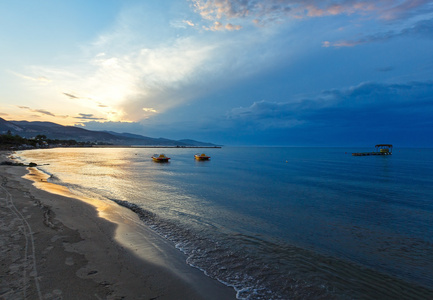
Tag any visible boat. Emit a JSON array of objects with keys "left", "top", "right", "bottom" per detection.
[
  {"left": 376, "top": 144, "right": 393, "bottom": 154},
  {"left": 194, "top": 153, "right": 210, "bottom": 160},
  {"left": 151, "top": 154, "right": 170, "bottom": 162}
]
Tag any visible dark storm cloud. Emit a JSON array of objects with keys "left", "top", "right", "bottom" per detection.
[
  {"left": 228, "top": 80, "right": 433, "bottom": 130},
  {"left": 225, "top": 80, "right": 433, "bottom": 146}
]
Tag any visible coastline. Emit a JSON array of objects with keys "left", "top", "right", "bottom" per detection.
[
  {"left": 91, "top": 145, "right": 221, "bottom": 148},
  {"left": 0, "top": 151, "right": 236, "bottom": 299}
]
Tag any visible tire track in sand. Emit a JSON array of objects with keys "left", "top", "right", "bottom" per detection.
[{"left": 1, "top": 175, "right": 42, "bottom": 300}]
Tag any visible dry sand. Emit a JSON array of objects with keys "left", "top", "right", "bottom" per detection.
[{"left": 0, "top": 151, "right": 236, "bottom": 299}]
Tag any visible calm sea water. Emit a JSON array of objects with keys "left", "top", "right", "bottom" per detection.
[{"left": 18, "top": 147, "right": 433, "bottom": 299}]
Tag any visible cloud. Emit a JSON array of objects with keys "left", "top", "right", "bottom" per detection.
[
  {"left": 322, "top": 41, "right": 331, "bottom": 47},
  {"left": 376, "top": 66, "right": 394, "bottom": 72},
  {"left": 191, "top": 0, "right": 432, "bottom": 28},
  {"left": 63, "top": 92, "right": 80, "bottom": 99},
  {"left": 75, "top": 121, "right": 148, "bottom": 135},
  {"left": 17, "top": 106, "right": 56, "bottom": 117},
  {"left": 184, "top": 20, "right": 196, "bottom": 27},
  {"left": 74, "top": 113, "right": 106, "bottom": 121},
  {"left": 207, "top": 21, "right": 242, "bottom": 31},
  {"left": 227, "top": 80, "right": 433, "bottom": 130},
  {"left": 87, "top": 39, "right": 221, "bottom": 121},
  {"left": 326, "top": 17, "right": 433, "bottom": 47},
  {"left": 377, "top": 0, "right": 433, "bottom": 20},
  {"left": 63, "top": 92, "right": 100, "bottom": 103},
  {"left": 16, "top": 1, "right": 430, "bottom": 134},
  {"left": 63, "top": 8, "right": 297, "bottom": 124},
  {"left": 75, "top": 81, "right": 433, "bottom": 146},
  {"left": 170, "top": 19, "right": 197, "bottom": 29},
  {"left": 142, "top": 108, "right": 157, "bottom": 113},
  {"left": 62, "top": 92, "right": 113, "bottom": 115},
  {"left": 10, "top": 71, "right": 51, "bottom": 83},
  {"left": 400, "top": 17, "right": 433, "bottom": 37},
  {"left": 11, "top": 3, "right": 305, "bottom": 127}
]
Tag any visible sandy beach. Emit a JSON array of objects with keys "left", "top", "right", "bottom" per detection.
[{"left": 0, "top": 151, "right": 236, "bottom": 299}]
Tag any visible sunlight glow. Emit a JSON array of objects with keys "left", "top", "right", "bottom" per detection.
[{"left": 143, "top": 108, "right": 157, "bottom": 113}]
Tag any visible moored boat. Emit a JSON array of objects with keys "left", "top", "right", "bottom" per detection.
[
  {"left": 152, "top": 154, "right": 170, "bottom": 162},
  {"left": 194, "top": 153, "right": 210, "bottom": 160},
  {"left": 352, "top": 144, "right": 393, "bottom": 156}
]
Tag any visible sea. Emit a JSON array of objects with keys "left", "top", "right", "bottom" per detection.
[{"left": 17, "top": 147, "right": 433, "bottom": 299}]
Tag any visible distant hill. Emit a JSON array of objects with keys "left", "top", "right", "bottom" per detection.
[{"left": 0, "top": 117, "right": 218, "bottom": 147}]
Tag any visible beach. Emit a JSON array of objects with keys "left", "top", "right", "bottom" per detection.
[
  {"left": 4, "top": 147, "right": 433, "bottom": 299},
  {"left": 0, "top": 151, "right": 236, "bottom": 299}
]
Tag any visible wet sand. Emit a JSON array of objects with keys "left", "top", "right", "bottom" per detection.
[{"left": 0, "top": 151, "right": 236, "bottom": 299}]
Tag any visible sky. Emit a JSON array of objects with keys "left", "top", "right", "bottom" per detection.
[{"left": 1, "top": 0, "right": 433, "bottom": 146}]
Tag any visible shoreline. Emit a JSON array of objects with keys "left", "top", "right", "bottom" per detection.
[
  {"left": 91, "top": 145, "right": 222, "bottom": 148},
  {"left": 0, "top": 151, "right": 236, "bottom": 299}
]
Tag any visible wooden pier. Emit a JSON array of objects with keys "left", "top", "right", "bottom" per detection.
[{"left": 352, "top": 144, "right": 393, "bottom": 156}]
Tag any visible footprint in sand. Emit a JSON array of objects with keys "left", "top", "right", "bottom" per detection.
[
  {"left": 44, "top": 289, "right": 62, "bottom": 298},
  {"left": 65, "top": 257, "right": 74, "bottom": 266},
  {"left": 42, "top": 245, "right": 54, "bottom": 254}
]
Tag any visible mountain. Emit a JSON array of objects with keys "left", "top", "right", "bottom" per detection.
[
  {"left": 0, "top": 118, "right": 218, "bottom": 147},
  {"left": 0, "top": 117, "right": 23, "bottom": 132},
  {"left": 105, "top": 131, "right": 217, "bottom": 147},
  {"left": 176, "top": 139, "right": 217, "bottom": 147}
]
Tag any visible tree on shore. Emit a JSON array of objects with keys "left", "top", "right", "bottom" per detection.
[{"left": 0, "top": 133, "right": 31, "bottom": 149}]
